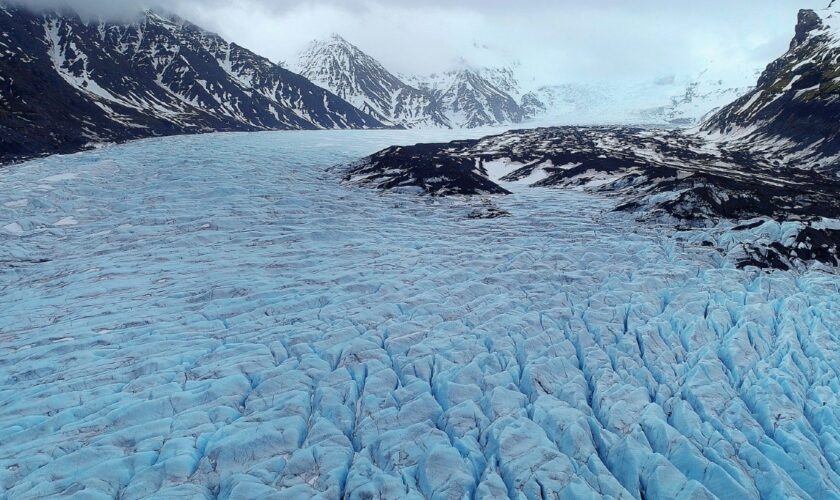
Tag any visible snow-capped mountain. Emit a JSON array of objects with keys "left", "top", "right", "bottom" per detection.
[
  {"left": 660, "top": 71, "right": 757, "bottom": 124},
  {"left": 411, "top": 69, "right": 526, "bottom": 129},
  {"left": 291, "top": 31, "right": 750, "bottom": 131},
  {"left": 475, "top": 66, "right": 522, "bottom": 97},
  {"left": 0, "top": 5, "right": 382, "bottom": 164},
  {"left": 295, "top": 34, "right": 447, "bottom": 128},
  {"left": 703, "top": 5, "right": 840, "bottom": 172},
  {"left": 296, "top": 36, "right": 525, "bottom": 129},
  {"left": 520, "top": 71, "right": 755, "bottom": 127}
]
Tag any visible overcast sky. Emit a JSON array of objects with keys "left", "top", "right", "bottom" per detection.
[{"left": 17, "top": 0, "right": 829, "bottom": 86}]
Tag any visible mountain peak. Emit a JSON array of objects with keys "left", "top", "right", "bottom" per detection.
[
  {"left": 298, "top": 33, "right": 368, "bottom": 63},
  {"left": 295, "top": 34, "right": 523, "bottom": 129},
  {"left": 308, "top": 32, "right": 357, "bottom": 51},
  {"left": 793, "top": 9, "right": 824, "bottom": 47},
  {"left": 702, "top": 2, "right": 840, "bottom": 169},
  {"left": 295, "top": 33, "right": 449, "bottom": 128}
]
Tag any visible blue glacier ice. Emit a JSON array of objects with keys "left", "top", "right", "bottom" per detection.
[{"left": 1, "top": 130, "right": 839, "bottom": 499}]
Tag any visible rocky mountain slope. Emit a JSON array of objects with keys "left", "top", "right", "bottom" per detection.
[
  {"left": 295, "top": 35, "right": 448, "bottom": 128},
  {"left": 702, "top": 5, "right": 840, "bottom": 171},
  {"left": 297, "top": 36, "right": 526, "bottom": 129},
  {"left": 410, "top": 70, "right": 525, "bottom": 128},
  {"left": 0, "top": 5, "right": 383, "bottom": 164}
]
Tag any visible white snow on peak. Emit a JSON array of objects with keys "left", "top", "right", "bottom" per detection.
[{"left": 813, "top": 10, "right": 840, "bottom": 52}]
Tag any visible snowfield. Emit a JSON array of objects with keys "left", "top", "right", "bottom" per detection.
[{"left": 1, "top": 130, "right": 840, "bottom": 499}]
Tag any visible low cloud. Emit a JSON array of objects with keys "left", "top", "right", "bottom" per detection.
[
  {"left": 9, "top": 0, "right": 149, "bottom": 19},
  {"left": 7, "top": 0, "right": 828, "bottom": 86}
]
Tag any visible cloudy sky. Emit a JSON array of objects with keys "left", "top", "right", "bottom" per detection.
[{"left": 19, "top": 0, "right": 828, "bottom": 86}]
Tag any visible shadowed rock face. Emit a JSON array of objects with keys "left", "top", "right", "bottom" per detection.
[
  {"left": 0, "top": 5, "right": 383, "bottom": 165},
  {"left": 794, "top": 9, "right": 824, "bottom": 45}
]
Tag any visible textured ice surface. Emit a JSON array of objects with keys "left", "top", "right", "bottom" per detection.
[{"left": 1, "top": 130, "right": 840, "bottom": 499}]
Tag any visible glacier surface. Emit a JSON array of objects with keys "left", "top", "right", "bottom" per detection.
[{"left": 1, "top": 130, "right": 839, "bottom": 499}]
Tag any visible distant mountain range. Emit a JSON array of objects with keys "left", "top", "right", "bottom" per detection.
[
  {"left": 407, "top": 69, "right": 525, "bottom": 128},
  {"left": 296, "top": 34, "right": 757, "bottom": 130},
  {"left": 295, "top": 35, "right": 524, "bottom": 129},
  {"left": 0, "top": 5, "right": 383, "bottom": 164},
  {"left": 0, "top": 2, "right": 779, "bottom": 164},
  {"left": 521, "top": 74, "right": 757, "bottom": 127}
]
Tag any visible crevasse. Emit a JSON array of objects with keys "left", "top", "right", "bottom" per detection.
[{"left": 0, "top": 130, "right": 838, "bottom": 499}]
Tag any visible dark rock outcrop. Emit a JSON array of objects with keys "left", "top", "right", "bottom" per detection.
[
  {"left": 345, "top": 141, "right": 510, "bottom": 196},
  {"left": 344, "top": 126, "right": 840, "bottom": 270},
  {"left": 702, "top": 6, "right": 840, "bottom": 173}
]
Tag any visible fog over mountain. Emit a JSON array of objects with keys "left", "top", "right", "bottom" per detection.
[{"left": 12, "top": 0, "right": 826, "bottom": 88}]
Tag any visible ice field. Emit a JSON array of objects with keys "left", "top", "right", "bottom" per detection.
[{"left": 1, "top": 130, "right": 840, "bottom": 499}]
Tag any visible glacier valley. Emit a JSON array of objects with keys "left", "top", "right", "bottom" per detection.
[{"left": 1, "top": 130, "right": 840, "bottom": 499}]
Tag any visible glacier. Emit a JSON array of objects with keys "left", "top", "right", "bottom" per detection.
[{"left": 1, "top": 130, "right": 840, "bottom": 499}]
